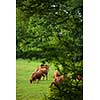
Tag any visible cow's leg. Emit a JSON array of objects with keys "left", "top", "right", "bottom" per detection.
[
  {"left": 36, "top": 79, "right": 39, "bottom": 83},
  {"left": 46, "top": 73, "right": 48, "bottom": 80},
  {"left": 46, "top": 74, "right": 48, "bottom": 80},
  {"left": 42, "top": 75, "right": 45, "bottom": 80},
  {"left": 42, "top": 73, "right": 45, "bottom": 80}
]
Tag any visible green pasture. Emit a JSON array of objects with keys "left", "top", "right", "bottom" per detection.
[{"left": 16, "top": 59, "right": 55, "bottom": 100}]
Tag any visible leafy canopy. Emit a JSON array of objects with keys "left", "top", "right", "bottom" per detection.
[{"left": 16, "top": 0, "right": 83, "bottom": 99}]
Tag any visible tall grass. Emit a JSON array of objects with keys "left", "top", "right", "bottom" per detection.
[{"left": 16, "top": 59, "right": 55, "bottom": 100}]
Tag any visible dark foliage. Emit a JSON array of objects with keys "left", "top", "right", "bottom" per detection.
[{"left": 16, "top": 0, "right": 83, "bottom": 100}]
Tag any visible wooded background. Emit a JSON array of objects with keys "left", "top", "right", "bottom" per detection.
[{"left": 16, "top": 0, "right": 83, "bottom": 100}]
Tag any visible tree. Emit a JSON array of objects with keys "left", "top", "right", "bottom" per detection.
[{"left": 16, "top": 0, "right": 83, "bottom": 99}]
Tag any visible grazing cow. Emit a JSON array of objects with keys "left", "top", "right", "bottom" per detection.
[
  {"left": 35, "top": 64, "right": 49, "bottom": 80},
  {"left": 29, "top": 70, "right": 45, "bottom": 84}
]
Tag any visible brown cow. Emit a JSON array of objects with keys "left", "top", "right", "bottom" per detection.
[
  {"left": 35, "top": 64, "right": 49, "bottom": 80},
  {"left": 29, "top": 70, "right": 45, "bottom": 84},
  {"left": 50, "top": 75, "right": 64, "bottom": 89},
  {"left": 50, "top": 71, "right": 64, "bottom": 88}
]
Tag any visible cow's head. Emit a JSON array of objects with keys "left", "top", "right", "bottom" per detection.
[{"left": 29, "top": 78, "right": 32, "bottom": 84}]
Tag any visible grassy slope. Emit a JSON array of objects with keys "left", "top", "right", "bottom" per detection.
[{"left": 16, "top": 59, "right": 55, "bottom": 100}]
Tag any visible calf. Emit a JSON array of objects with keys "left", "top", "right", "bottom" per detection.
[{"left": 29, "top": 70, "right": 45, "bottom": 84}]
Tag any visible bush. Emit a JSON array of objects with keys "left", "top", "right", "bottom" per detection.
[{"left": 45, "top": 78, "right": 83, "bottom": 100}]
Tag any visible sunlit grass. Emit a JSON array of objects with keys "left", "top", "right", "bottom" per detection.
[{"left": 16, "top": 59, "right": 55, "bottom": 100}]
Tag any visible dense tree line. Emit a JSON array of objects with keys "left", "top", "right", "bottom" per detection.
[{"left": 16, "top": 0, "right": 83, "bottom": 100}]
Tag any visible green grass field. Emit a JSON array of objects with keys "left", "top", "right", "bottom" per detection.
[{"left": 16, "top": 59, "right": 55, "bottom": 100}]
